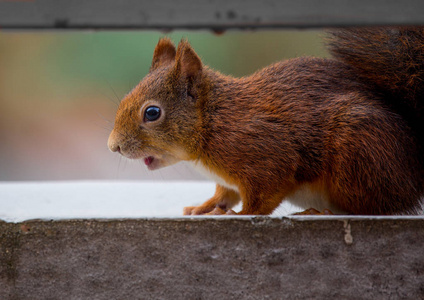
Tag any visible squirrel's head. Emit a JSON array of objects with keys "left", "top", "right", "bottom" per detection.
[{"left": 108, "top": 38, "right": 205, "bottom": 170}]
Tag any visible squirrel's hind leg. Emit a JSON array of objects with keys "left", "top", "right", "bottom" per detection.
[{"left": 236, "top": 189, "right": 286, "bottom": 215}]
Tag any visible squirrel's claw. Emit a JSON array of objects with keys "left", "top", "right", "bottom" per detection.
[
  {"left": 183, "top": 205, "right": 237, "bottom": 215},
  {"left": 205, "top": 207, "right": 237, "bottom": 215},
  {"left": 183, "top": 205, "right": 215, "bottom": 215},
  {"left": 205, "top": 207, "right": 227, "bottom": 215}
]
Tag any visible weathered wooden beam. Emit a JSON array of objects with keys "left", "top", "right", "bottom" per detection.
[
  {"left": 1, "top": 217, "right": 423, "bottom": 299},
  {"left": 1, "top": 0, "right": 424, "bottom": 30}
]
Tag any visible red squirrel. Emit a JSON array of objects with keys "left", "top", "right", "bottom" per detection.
[{"left": 108, "top": 27, "right": 424, "bottom": 215}]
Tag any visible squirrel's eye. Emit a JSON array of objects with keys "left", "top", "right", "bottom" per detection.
[{"left": 144, "top": 106, "right": 161, "bottom": 122}]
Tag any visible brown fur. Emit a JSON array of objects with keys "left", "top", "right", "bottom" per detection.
[{"left": 108, "top": 28, "right": 424, "bottom": 215}]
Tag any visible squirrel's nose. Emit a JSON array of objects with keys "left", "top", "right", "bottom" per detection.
[
  {"left": 107, "top": 131, "right": 121, "bottom": 153},
  {"left": 110, "top": 144, "right": 121, "bottom": 153}
]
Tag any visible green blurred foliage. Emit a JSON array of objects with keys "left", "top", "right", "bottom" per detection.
[{"left": 0, "top": 30, "right": 327, "bottom": 102}]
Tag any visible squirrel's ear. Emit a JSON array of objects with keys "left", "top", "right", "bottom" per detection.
[
  {"left": 151, "top": 38, "right": 176, "bottom": 71},
  {"left": 175, "top": 40, "right": 202, "bottom": 79}
]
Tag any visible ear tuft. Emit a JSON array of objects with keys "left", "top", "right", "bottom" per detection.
[
  {"left": 151, "top": 38, "right": 176, "bottom": 71},
  {"left": 176, "top": 39, "right": 202, "bottom": 79}
]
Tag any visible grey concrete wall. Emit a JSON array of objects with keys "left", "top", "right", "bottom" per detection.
[{"left": 1, "top": 216, "right": 423, "bottom": 299}]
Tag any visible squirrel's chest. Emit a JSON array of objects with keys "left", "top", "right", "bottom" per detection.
[{"left": 188, "top": 161, "right": 239, "bottom": 192}]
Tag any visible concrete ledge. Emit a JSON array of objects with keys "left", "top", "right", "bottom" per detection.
[{"left": 1, "top": 216, "right": 423, "bottom": 299}]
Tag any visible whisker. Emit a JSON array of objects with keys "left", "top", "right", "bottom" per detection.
[
  {"left": 116, "top": 156, "right": 122, "bottom": 179},
  {"left": 181, "top": 162, "right": 200, "bottom": 179},
  {"left": 138, "top": 160, "right": 150, "bottom": 178},
  {"left": 95, "top": 112, "right": 114, "bottom": 126},
  {"left": 105, "top": 80, "right": 122, "bottom": 105},
  {"left": 94, "top": 86, "right": 121, "bottom": 108},
  {"left": 93, "top": 121, "right": 114, "bottom": 133},
  {"left": 170, "top": 164, "right": 184, "bottom": 179},
  {"left": 157, "top": 169, "right": 165, "bottom": 181}
]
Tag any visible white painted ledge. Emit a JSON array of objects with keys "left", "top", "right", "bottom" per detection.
[{"left": 0, "top": 180, "right": 298, "bottom": 222}]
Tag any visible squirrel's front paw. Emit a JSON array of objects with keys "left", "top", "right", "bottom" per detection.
[
  {"left": 183, "top": 206, "right": 237, "bottom": 215},
  {"left": 183, "top": 205, "right": 214, "bottom": 215},
  {"left": 183, "top": 206, "right": 197, "bottom": 215},
  {"left": 205, "top": 207, "right": 236, "bottom": 215}
]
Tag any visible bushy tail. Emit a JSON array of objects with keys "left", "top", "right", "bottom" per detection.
[
  {"left": 328, "top": 26, "right": 424, "bottom": 153},
  {"left": 327, "top": 27, "right": 424, "bottom": 144}
]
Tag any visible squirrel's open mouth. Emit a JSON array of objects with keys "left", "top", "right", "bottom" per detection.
[
  {"left": 144, "top": 156, "right": 155, "bottom": 167},
  {"left": 144, "top": 156, "right": 163, "bottom": 171},
  {"left": 142, "top": 153, "right": 181, "bottom": 171}
]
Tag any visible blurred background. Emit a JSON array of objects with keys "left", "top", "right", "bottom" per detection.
[{"left": 0, "top": 30, "right": 328, "bottom": 181}]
